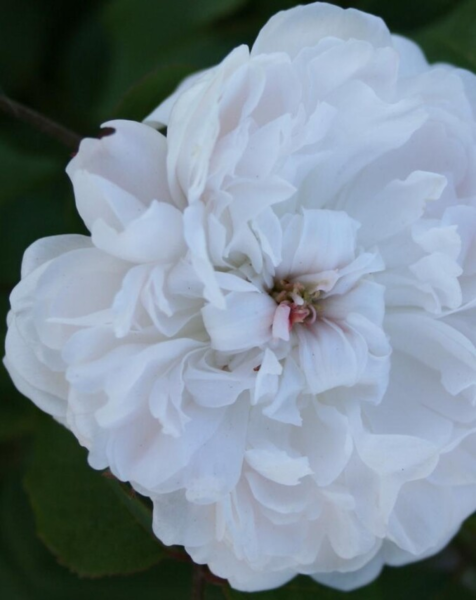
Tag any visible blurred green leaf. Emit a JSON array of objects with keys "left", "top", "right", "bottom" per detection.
[
  {"left": 100, "top": 0, "right": 248, "bottom": 109},
  {"left": 0, "top": 175, "right": 75, "bottom": 285},
  {"left": 157, "top": 24, "right": 255, "bottom": 70},
  {"left": 351, "top": 0, "right": 467, "bottom": 33},
  {"left": 0, "top": 394, "right": 37, "bottom": 443},
  {"left": 58, "top": 10, "right": 112, "bottom": 130},
  {"left": 112, "top": 23, "right": 259, "bottom": 123},
  {"left": 0, "top": 474, "right": 192, "bottom": 600},
  {"left": 205, "top": 586, "right": 228, "bottom": 600},
  {"left": 113, "top": 65, "right": 193, "bottom": 121},
  {"left": 24, "top": 417, "right": 165, "bottom": 577},
  {"left": 415, "top": 0, "right": 476, "bottom": 70},
  {"left": 0, "top": 139, "right": 59, "bottom": 203},
  {"left": 0, "top": 0, "right": 49, "bottom": 95}
]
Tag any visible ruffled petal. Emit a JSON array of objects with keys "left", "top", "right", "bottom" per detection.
[
  {"left": 92, "top": 201, "right": 186, "bottom": 264},
  {"left": 202, "top": 291, "right": 276, "bottom": 352},
  {"left": 297, "top": 318, "right": 368, "bottom": 394},
  {"left": 278, "top": 209, "right": 359, "bottom": 277}
]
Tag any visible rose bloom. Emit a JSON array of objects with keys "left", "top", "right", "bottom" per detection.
[{"left": 5, "top": 1, "right": 476, "bottom": 592}]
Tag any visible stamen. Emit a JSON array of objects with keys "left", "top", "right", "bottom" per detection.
[{"left": 270, "top": 278, "right": 323, "bottom": 336}]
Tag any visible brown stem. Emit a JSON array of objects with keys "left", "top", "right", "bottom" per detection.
[
  {"left": 191, "top": 564, "right": 206, "bottom": 600},
  {"left": 0, "top": 94, "right": 82, "bottom": 150},
  {"left": 164, "top": 547, "right": 193, "bottom": 563}
]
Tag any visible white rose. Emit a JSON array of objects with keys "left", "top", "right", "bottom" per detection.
[{"left": 5, "top": 1, "right": 476, "bottom": 592}]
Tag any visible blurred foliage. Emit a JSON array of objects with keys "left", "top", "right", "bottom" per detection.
[
  {"left": 1, "top": 0, "right": 476, "bottom": 598},
  {"left": 24, "top": 418, "right": 165, "bottom": 577},
  {"left": 415, "top": 0, "right": 476, "bottom": 71},
  {"left": 0, "top": 474, "right": 192, "bottom": 599}
]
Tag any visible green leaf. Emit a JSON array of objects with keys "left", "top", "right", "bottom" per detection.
[
  {"left": 105, "top": 476, "right": 157, "bottom": 536},
  {"left": 415, "top": 0, "right": 476, "bottom": 71},
  {"left": 0, "top": 474, "right": 192, "bottom": 599},
  {"left": 24, "top": 417, "right": 165, "bottom": 577}
]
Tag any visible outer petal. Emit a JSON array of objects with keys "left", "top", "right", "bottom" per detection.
[
  {"left": 387, "top": 481, "right": 453, "bottom": 556},
  {"left": 392, "top": 35, "right": 429, "bottom": 78},
  {"left": 386, "top": 312, "right": 476, "bottom": 396},
  {"left": 198, "top": 543, "right": 295, "bottom": 592},
  {"left": 252, "top": 3, "right": 391, "bottom": 59},
  {"left": 21, "top": 234, "right": 92, "bottom": 279},
  {"left": 311, "top": 552, "right": 384, "bottom": 591},
  {"left": 4, "top": 324, "right": 68, "bottom": 418},
  {"left": 152, "top": 490, "right": 216, "bottom": 547},
  {"left": 66, "top": 120, "right": 172, "bottom": 232},
  {"left": 4, "top": 235, "right": 99, "bottom": 419}
]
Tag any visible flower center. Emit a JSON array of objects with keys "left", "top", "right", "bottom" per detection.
[{"left": 270, "top": 279, "right": 322, "bottom": 338}]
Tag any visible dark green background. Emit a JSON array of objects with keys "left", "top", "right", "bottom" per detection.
[{"left": 2, "top": 0, "right": 476, "bottom": 598}]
